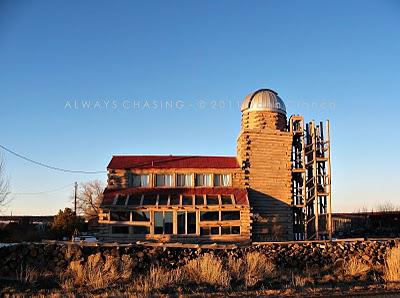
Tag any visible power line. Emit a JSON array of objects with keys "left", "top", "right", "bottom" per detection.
[
  {"left": 0, "top": 144, "right": 105, "bottom": 174},
  {"left": 11, "top": 183, "right": 75, "bottom": 195}
]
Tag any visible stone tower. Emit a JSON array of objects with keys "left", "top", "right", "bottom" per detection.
[{"left": 237, "top": 89, "right": 293, "bottom": 241}]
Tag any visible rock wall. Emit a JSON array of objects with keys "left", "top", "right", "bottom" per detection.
[{"left": 1, "top": 240, "right": 398, "bottom": 277}]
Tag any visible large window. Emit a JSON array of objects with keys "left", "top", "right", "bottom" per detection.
[
  {"left": 177, "top": 211, "right": 196, "bottom": 234},
  {"left": 154, "top": 211, "right": 173, "bottom": 234},
  {"left": 195, "top": 174, "right": 212, "bottom": 187},
  {"left": 155, "top": 174, "right": 173, "bottom": 187},
  {"left": 115, "top": 195, "right": 127, "bottom": 206},
  {"left": 130, "top": 174, "right": 150, "bottom": 187},
  {"left": 214, "top": 174, "right": 231, "bottom": 186},
  {"left": 221, "top": 211, "right": 240, "bottom": 220},
  {"left": 176, "top": 174, "right": 193, "bottom": 187},
  {"left": 127, "top": 195, "right": 142, "bottom": 206}
]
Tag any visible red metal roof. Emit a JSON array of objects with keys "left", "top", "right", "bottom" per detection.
[
  {"left": 107, "top": 155, "right": 239, "bottom": 170},
  {"left": 101, "top": 187, "right": 249, "bottom": 206}
]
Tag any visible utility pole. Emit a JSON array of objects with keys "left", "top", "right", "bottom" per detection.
[{"left": 74, "top": 182, "right": 78, "bottom": 215}]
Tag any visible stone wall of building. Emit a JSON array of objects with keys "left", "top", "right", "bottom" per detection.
[{"left": 1, "top": 240, "right": 397, "bottom": 277}]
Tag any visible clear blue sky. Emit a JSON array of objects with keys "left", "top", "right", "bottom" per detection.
[{"left": 0, "top": 1, "right": 399, "bottom": 215}]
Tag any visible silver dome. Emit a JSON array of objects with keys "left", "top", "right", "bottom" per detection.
[{"left": 241, "top": 89, "right": 286, "bottom": 115}]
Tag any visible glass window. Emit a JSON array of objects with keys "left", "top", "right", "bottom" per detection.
[
  {"left": 154, "top": 211, "right": 163, "bottom": 234},
  {"left": 195, "top": 195, "right": 204, "bottom": 205},
  {"left": 200, "top": 211, "right": 219, "bottom": 221},
  {"left": 176, "top": 174, "right": 193, "bottom": 187},
  {"left": 214, "top": 174, "right": 231, "bottom": 186},
  {"left": 130, "top": 174, "right": 150, "bottom": 187},
  {"left": 187, "top": 212, "right": 196, "bottom": 234},
  {"left": 164, "top": 211, "right": 173, "bottom": 234},
  {"left": 112, "top": 226, "right": 129, "bottom": 234},
  {"left": 158, "top": 195, "right": 169, "bottom": 205},
  {"left": 221, "top": 226, "right": 240, "bottom": 235},
  {"left": 170, "top": 194, "right": 180, "bottom": 205},
  {"left": 200, "top": 227, "right": 210, "bottom": 236},
  {"left": 154, "top": 211, "right": 173, "bottom": 234},
  {"left": 195, "top": 174, "right": 212, "bottom": 187},
  {"left": 211, "top": 227, "right": 220, "bottom": 235},
  {"left": 206, "top": 195, "right": 219, "bottom": 205},
  {"left": 182, "top": 196, "right": 193, "bottom": 206},
  {"left": 221, "top": 211, "right": 240, "bottom": 221},
  {"left": 115, "top": 195, "right": 127, "bottom": 205},
  {"left": 127, "top": 195, "right": 142, "bottom": 206},
  {"left": 132, "top": 225, "right": 150, "bottom": 234},
  {"left": 221, "top": 195, "right": 233, "bottom": 205},
  {"left": 142, "top": 195, "right": 157, "bottom": 205},
  {"left": 132, "top": 211, "right": 150, "bottom": 222},
  {"left": 110, "top": 212, "right": 130, "bottom": 221},
  {"left": 155, "top": 174, "right": 173, "bottom": 187},
  {"left": 177, "top": 211, "right": 185, "bottom": 234},
  {"left": 232, "top": 226, "right": 240, "bottom": 234}
]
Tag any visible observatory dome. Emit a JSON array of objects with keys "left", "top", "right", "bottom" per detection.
[{"left": 240, "top": 89, "right": 286, "bottom": 115}]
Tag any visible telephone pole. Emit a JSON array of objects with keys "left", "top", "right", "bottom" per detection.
[{"left": 74, "top": 182, "right": 78, "bottom": 215}]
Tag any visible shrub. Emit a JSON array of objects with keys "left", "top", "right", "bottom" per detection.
[
  {"left": 384, "top": 246, "right": 400, "bottom": 282},
  {"left": 244, "top": 251, "right": 275, "bottom": 287},
  {"left": 344, "top": 257, "right": 370, "bottom": 277},
  {"left": 184, "top": 253, "right": 230, "bottom": 288}
]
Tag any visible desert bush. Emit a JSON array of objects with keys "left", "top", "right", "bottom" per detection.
[
  {"left": 244, "top": 251, "right": 275, "bottom": 287},
  {"left": 344, "top": 257, "right": 370, "bottom": 277},
  {"left": 184, "top": 253, "right": 231, "bottom": 288},
  {"left": 131, "top": 266, "right": 183, "bottom": 294},
  {"left": 227, "top": 255, "right": 246, "bottom": 281},
  {"left": 384, "top": 246, "right": 400, "bottom": 282},
  {"left": 64, "top": 253, "right": 133, "bottom": 290}
]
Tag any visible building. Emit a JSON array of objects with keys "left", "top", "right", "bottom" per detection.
[{"left": 96, "top": 89, "right": 332, "bottom": 243}]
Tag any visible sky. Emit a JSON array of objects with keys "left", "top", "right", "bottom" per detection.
[{"left": 0, "top": 0, "right": 399, "bottom": 215}]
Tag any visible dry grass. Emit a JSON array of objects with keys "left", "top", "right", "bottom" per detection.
[
  {"left": 62, "top": 253, "right": 134, "bottom": 290},
  {"left": 226, "top": 252, "right": 275, "bottom": 288},
  {"left": 244, "top": 252, "right": 275, "bottom": 287},
  {"left": 384, "top": 246, "right": 400, "bottom": 282},
  {"left": 344, "top": 257, "right": 370, "bottom": 277},
  {"left": 184, "top": 253, "right": 231, "bottom": 288}
]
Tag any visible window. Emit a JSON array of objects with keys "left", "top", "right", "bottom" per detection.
[
  {"left": 182, "top": 196, "right": 193, "bottom": 206},
  {"left": 142, "top": 195, "right": 157, "bottom": 205},
  {"left": 115, "top": 195, "right": 127, "bottom": 206},
  {"left": 195, "top": 195, "right": 205, "bottom": 205},
  {"left": 195, "top": 174, "right": 212, "bottom": 187},
  {"left": 170, "top": 194, "right": 180, "bottom": 205},
  {"left": 214, "top": 174, "right": 231, "bottom": 186},
  {"left": 110, "top": 212, "right": 130, "bottom": 221},
  {"left": 158, "top": 195, "right": 169, "bottom": 206},
  {"left": 132, "top": 225, "right": 150, "bottom": 234},
  {"left": 127, "top": 195, "right": 142, "bottom": 206},
  {"left": 132, "top": 211, "right": 150, "bottom": 222},
  {"left": 221, "top": 211, "right": 240, "bottom": 220},
  {"left": 112, "top": 226, "right": 129, "bottom": 234},
  {"left": 176, "top": 174, "right": 193, "bottom": 187},
  {"left": 221, "top": 226, "right": 240, "bottom": 235},
  {"left": 221, "top": 195, "right": 233, "bottom": 205},
  {"left": 130, "top": 174, "right": 150, "bottom": 187},
  {"left": 200, "top": 211, "right": 219, "bottom": 221},
  {"left": 206, "top": 195, "right": 219, "bottom": 205},
  {"left": 177, "top": 211, "right": 196, "bottom": 234},
  {"left": 154, "top": 211, "right": 173, "bottom": 234},
  {"left": 155, "top": 174, "right": 173, "bottom": 187},
  {"left": 200, "top": 226, "right": 219, "bottom": 235}
]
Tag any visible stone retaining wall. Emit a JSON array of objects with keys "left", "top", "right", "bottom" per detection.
[{"left": 1, "top": 239, "right": 398, "bottom": 277}]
